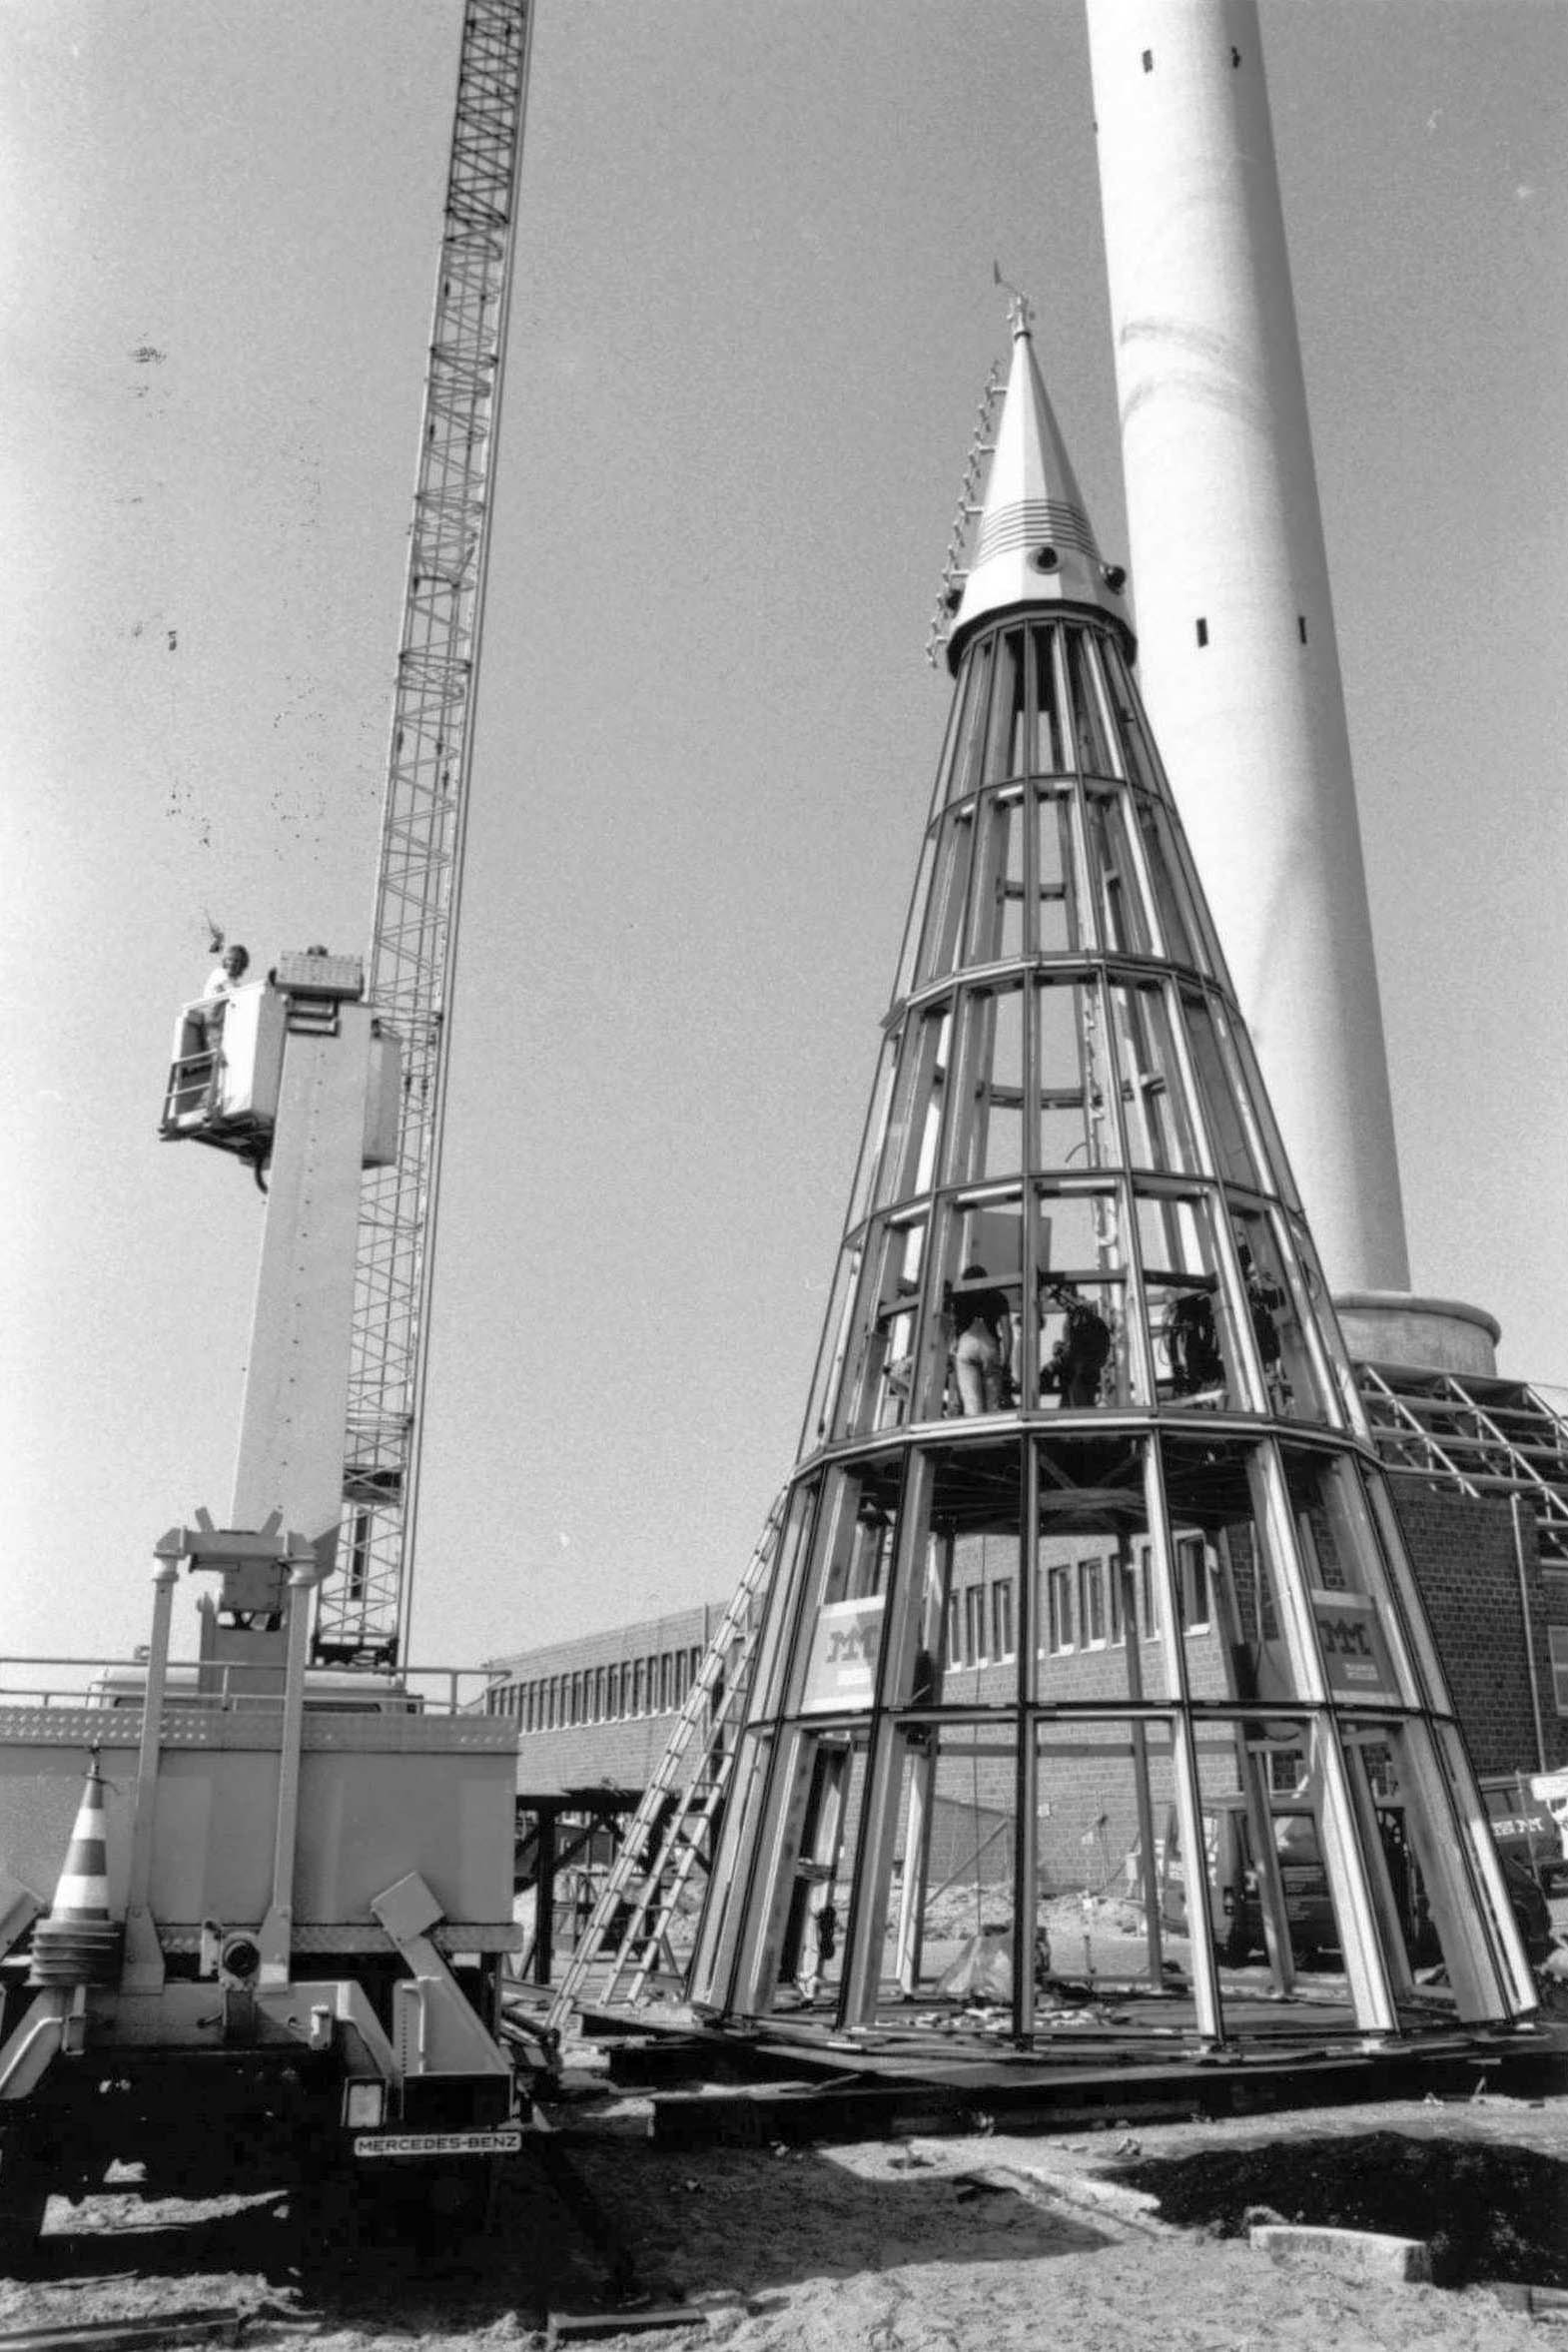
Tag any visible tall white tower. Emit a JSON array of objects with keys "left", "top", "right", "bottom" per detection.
[{"left": 1086, "top": 0, "right": 1496, "bottom": 1374}]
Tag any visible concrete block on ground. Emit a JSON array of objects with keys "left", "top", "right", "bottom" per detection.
[{"left": 1249, "top": 2222, "right": 1433, "bottom": 2282}]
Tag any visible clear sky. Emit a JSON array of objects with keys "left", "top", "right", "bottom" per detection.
[{"left": 2, "top": 0, "right": 1564, "bottom": 1671}]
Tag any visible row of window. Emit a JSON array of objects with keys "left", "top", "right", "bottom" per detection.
[
  {"left": 944, "top": 1536, "right": 1210, "bottom": 1668},
  {"left": 487, "top": 1643, "right": 706, "bottom": 1734}
]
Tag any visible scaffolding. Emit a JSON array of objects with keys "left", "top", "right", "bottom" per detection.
[{"left": 1358, "top": 1365, "right": 1568, "bottom": 1571}]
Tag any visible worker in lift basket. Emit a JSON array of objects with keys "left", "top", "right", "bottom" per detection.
[
  {"left": 204, "top": 942, "right": 250, "bottom": 1002},
  {"left": 192, "top": 943, "right": 250, "bottom": 1066}
]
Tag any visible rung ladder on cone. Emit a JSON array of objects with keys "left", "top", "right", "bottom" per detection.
[{"left": 545, "top": 1493, "right": 784, "bottom": 2031}]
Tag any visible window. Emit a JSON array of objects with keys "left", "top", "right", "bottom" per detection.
[
  {"left": 993, "top": 1578, "right": 1016, "bottom": 1661},
  {"left": 593, "top": 1667, "right": 606, "bottom": 1721},
  {"left": 947, "top": 1590, "right": 965, "bottom": 1668},
  {"left": 965, "top": 1584, "right": 987, "bottom": 1665},
  {"left": 607, "top": 1665, "right": 621, "bottom": 1718},
  {"left": 1108, "top": 1559, "right": 1125, "bottom": 1647},
  {"left": 1047, "top": 1563, "right": 1075, "bottom": 1654},
  {"left": 632, "top": 1661, "right": 645, "bottom": 1716},
  {"left": 1176, "top": 1535, "right": 1210, "bottom": 1630},
  {"left": 1079, "top": 1557, "right": 1106, "bottom": 1648},
  {"left": 1550, "top": 1624, "right": 1568, "bottom": 1716}
]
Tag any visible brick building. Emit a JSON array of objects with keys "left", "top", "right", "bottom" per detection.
[{"left": 484, "top": 1474, "right": 1568, "bottom": 1910}]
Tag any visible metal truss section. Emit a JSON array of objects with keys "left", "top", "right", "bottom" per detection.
[
  {"left": 1358, "top": 1363, "right": 1568, "bottom": 1570},
  {"left": 317, "top": 1, "right": 535, "bottom": 1667}
]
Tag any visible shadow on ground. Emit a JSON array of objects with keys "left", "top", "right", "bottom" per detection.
[
  {"left": 8, "top": 2135, "right": 1115, "bottom": 2337},
  {"left": 1108, "top": 2130, "right": 1568, "bottom": 2289}
]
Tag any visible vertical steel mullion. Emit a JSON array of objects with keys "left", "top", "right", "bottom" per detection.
[
  {"left": 1095, "top": 964, "right": 1160, "bottom": 1411},
  {"left": 1143, "top": 1436, "right": 1224, "bottom": 2044},
  {"left": 1013, "top": 1436, "right": 1039, "bottom": 2039}
]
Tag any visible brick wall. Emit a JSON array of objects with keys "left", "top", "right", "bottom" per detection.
[
  {"left": 1388, "top": 1481, "right": 1568, "bottom": 1775},
  {"left": 486, "top": 1600, "right": 722, "bottom": 1798}
]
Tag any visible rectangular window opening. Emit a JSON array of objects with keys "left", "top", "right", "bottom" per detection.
[
  {"left": 1549, "top": 1624, "right": 1568, "bottom": 1716},
  {"left": 1048, "top": 1562, "right": 1076, "bottom": 1655},
  {"left": 1194, "top": 616, "right": 1208, "bottom": 648},
  {"left": 993, "top": 1577, "right": 1016, "bottom": 1661}
]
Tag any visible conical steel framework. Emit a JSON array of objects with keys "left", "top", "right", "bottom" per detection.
[{"left": 688, "top": 306, "right": 1538, "bottom": 2052}]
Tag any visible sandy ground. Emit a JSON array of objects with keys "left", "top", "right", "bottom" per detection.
[{"left": 2, "top": 2078, "right": 1565, "bottom": 2352}]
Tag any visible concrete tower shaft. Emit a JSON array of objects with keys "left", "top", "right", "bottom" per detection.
[{"left": 1086, "top": 0, "right": 1409, "bottom": 1300}]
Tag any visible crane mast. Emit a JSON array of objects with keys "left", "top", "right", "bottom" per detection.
[{"left": 315, "top": 0, "right": 535, "bottom": 1668}]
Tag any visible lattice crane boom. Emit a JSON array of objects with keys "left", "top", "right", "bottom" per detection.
[{"left": 315, "top": 0, "right": 535, "bottom": 1667}]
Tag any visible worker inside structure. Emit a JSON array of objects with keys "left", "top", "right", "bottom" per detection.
[
  {"left": 1042, "top": 1279, "right": 1113, "bottom": 1406},
  {"left": 948, "top": 1262, "right": 1015, "bottom": 1415},
  {"left": 1164, "top": 1285, "right": 1226, "bottom": 1400}
]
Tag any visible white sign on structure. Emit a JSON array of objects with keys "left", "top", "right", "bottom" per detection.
[{"left": 801, "top": 1596, "right": 885, "bottom": 1713}]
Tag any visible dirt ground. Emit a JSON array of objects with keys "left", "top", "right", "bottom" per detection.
[{"left": 3, "top": 2067, "right": 1567, "bottom": 2352}]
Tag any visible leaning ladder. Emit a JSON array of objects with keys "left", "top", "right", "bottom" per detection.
[{"left": 546, "top": 1493, "right": 785, "bottom": 2030}]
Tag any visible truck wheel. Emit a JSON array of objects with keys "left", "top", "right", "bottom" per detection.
[
  {"left": 0, "top": 2156, "right": 52, "bottom": 2278},
  {"left": 300, "top": 2167, "right": 364, "bottom": 2267}
]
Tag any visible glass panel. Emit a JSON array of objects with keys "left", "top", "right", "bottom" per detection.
[
  {"left": 932, "top": 647, "right": 980, "bottom": 814},
  {"left": 1031, "top": 1190, "right": 1130, "bottom": 1408},
  {"left": 1098, "top": 633, "right": 1161, "bottom": 792},
  {"left": 945, "top": 1200, "right": 1024, "bottom": 1419},
  {"left": 1224, "top": 1007, "right": 1300, "bottom": 1208},
  {"left": 949, "top": 634, "right": 996, "bottom": 803},
  {"left": 1084, "top": 784, "right": 1154, "bottom": 955},
  {"left": 914, "top": 805, "right": 977, "bottom": 986},
  {"left": 792, "top": 1466, "right": 906, "bottom": 1722},
  {"left": 772, "top": 1731, "right": 865, "bottom": 2013},
  {"left": 899, "top": 1725, "right": 1019, "bottom": 2012},
  {"left": 985, "top": 630, "right": 1028, "bottom": 783},
  {"left": 1079, "top": 632, "right": 1128, "bottom": 778},
  {"left": 940, "top": 1530, "right": 1018, "bottom": 1697},
  {"left": 1109, "top": 981, "right": 1198, "bottom": 1173},
  {"left": 1161, "top": 1433, "right": 1305, "bottom": 1708},
  {"left": 834, "top": 1213, "right": 931, "bottom": 1437},
  {"left": 1031, "top": 624, "right": 1067, "bottom": 774},
  {"left": 1065, "top": 629, "right": 1117, "bottom": 775},
  {"left": 943, "top": 986, "right": 1025, "bottom": 1185},
  {"left": 1278, "top": 1446, "right": 1418, "bottom": 1704},
  {"left": 745, "top": 1478, "right": 825, "bottom": 1724},
  {"left": 843, "top": 1035, "right": 898, "bottom": 1235},
  {"left": 804, "top": 1244, "right": 860, "bottom": 1451},
  {"left": 1229, "top": 1206, "right": 1321, "bottom": 1419},
  {"left": 1137, "top": 1188, "right": 1244, "bottom": 1411},
  {"left": 1180, "top": 991, "right": 1261, "bottom": 1187},
  {"left": 1035, "top": 1443, "right": 1163, "bottom": 1690},
  {"left": 873, "top": 1007, "right": 951, "bottom": 1209},
  {"left": 1035, "top": 977, "right": 1116, "bottom": 1171},
  {"left": 964, "top": 789, "right": 1025, "bottom": 963},
  {"left": 1135, "top": 800, "right": 1201, "bottom": 969},
  {"left": 1033, "top": 785, "right": 1080, "bottom": 953}
]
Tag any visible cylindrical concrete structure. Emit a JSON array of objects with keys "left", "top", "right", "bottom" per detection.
[{"left": 1086, "top": 0, "right": 1410, "bottom": 1298}]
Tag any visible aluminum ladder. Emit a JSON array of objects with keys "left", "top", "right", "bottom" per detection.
[{"left": 546, "top": 1492, "right": 784, "bottom": 2030}]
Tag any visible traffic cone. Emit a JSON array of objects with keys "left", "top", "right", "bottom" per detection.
[{"left": 28, "top": 1753, "right": 123, "bottom": 1986}]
